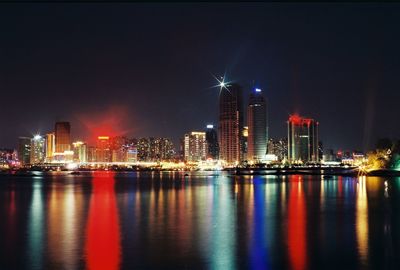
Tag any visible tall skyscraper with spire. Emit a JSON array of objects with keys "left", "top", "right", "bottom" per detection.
[
  {"left": 218, "top": 83, "right": 243, "bottom": 165},
  {"left": 247, "top": 88, "right": 267, "bottom": 162}
]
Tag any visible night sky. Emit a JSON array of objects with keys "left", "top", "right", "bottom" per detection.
[{"left": 1, "top": 3, "right": 399, "bottom": 151}]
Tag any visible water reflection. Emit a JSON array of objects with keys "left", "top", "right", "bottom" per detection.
[
  {"left": 1, "top": 173, "right": 399, "bottom": 269},
  {"left": 288, "top": 177, "right": 307, "bottom": 270},
  {"left": 28, "top": 179, "right": 44, "bottom": 269},
  {"left": 85, "top": 171, "right": 121, "bottom": 270},
  {"left": 356, "top": 176, "right": 369, "bottom": 265}
]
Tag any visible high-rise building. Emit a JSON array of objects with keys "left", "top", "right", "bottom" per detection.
[
  {"left": 267, "top": 138, "right": 288, "bottom": 161},
  {"left": 184, "top": 131, "right": 207, "bottom": 162},
  {"left": 72, "top": 141, "right": 87, "bottom": 163},
  {"left": 55, "top": 122, "right": 71, "bottom": 153},
  {"left": 96, "top": 136, "right": 111, "bottom": 162},
  {"left": 126, "top": 147, "right": 138, "bottom": 163},
  {"left": 247, "top": 88, "right": 267, "bottom": 162},
  {"left": 45, "top": 132, "right": 55, "bottom": 162},
  {"left": 205, "top": 124, "right": 219, "bottom": 160},
  {"left": 30, "top": 135, "right": 45, "bottom": 164},
  {"left": 111, "top": 136, "right": 128, "bottom": 162},
  {"left": 218, "top": 83, "right": 244, "bottom": 164},
  {"left": 18, "top": 137, "right": 31, "bottom": 165},
  {"left": 287, "top": 114, "right": 319, "bottom": 163}
]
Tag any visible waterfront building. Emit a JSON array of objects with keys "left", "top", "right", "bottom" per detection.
[
  {"left": 205, "top": 124, "right": 219, "bottom": 159},
  {"left": 242, "top": 126, "right": 248, "bottom": 161},
  {"left": 45, "top": 132, "right": 55, "bottom": 163},
  {"left": 126, "top": 147, "right": 138, "bottom": 163},
  {"left": 0, "top": 149, "right": 18, "bottom": 168},
  {"left": 72, "top": 141, "right": 87, "bottom": 163},
  {"left": 287, "top": 114, "right": 319, "bottom": 163},
  {"left": 218, "top": 83, "right": 244, "bottom": 165},
  {"left": 247, "top": 88, "right": 267, "bottom": 162},
  {"left": 18, "top": 136, "right": 31, "bottom": 165},
  {"left": 30, "top": 135, "right": 46, "bottom": 164},
  {"left": 111, "top": 136, "right": 128, "bottom": 162},
  {"left": 267, "top": 138, "right": 288, "bottom": 161},
  {"left": 96, "top": 136, "right": 111, "bottom": 162},
  {"left": 55, "top": 122, "right": 71, "bottom": 153},
  {"left": 136, "top": 138, "right": 150, "bottom": 161},
  {"left": 184, "top": 131, "right": 207, "bottom": 162}
]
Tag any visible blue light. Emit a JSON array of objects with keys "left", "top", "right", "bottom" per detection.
[{"left": 255, "top": 88, "right": 262, "bottom": 92}]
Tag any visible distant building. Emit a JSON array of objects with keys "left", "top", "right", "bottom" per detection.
[
  {"left": 72, "top": 141, "right": 87, "bottom": 163},
  {"left": 287, "top": 115, "right": 319, "bottom": 163},
  {"left": 0, "top": 149, "right": 17, "bottom": 167},
  {"left": 247, "top": 88, "right": 267, "bottom": 162},
  {"left": 184, "top": 131, "right": 207, "bottom": 162},
  {"left": 267, "top": 138, "right": 288, "bottom": 161},
  {"left": 126, "top": 147, "right": 138, "bottom": 163},
  {"left": 242, "top": 126, "right": 248, "bottom": 161},
  {"left": 205, "top": 124, "right": 219, "bottom": 159},
  {"left": 111, "top": 136, "right": 128, "bottom": 162},
  {"left": 45, "top": 132, "right": 55, "bottom": 162},
  {"left": 219, "top": 83, "right": 244, "bottom": 164},
  {"left": 30, "top": 135, "right": 45, "bottom": 164},
  {"left": 18, "top": 137, "right": 31, "bottom": 165},
  {"left": 136, "top": 138, "right": 150, "bottom": 161},
  {"left": 96, "top": 136, "right": 111, "bottom": 162},
  {"left": 55, "top": 122, "right": 71, "bottom": 153}
]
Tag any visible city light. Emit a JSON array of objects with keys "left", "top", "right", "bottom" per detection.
[{"left": 255, "top": 88, "right": 262, "bottom": 92}]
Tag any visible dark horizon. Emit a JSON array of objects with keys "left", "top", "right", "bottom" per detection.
[{"left": 1, "top": 3, "right": 400, "bottom": 151}]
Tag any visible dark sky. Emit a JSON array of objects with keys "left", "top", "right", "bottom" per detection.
[{"left": 1, "top": 3, "right": 399, "bottom": 151}]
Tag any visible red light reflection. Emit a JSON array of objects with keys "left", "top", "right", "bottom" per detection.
[
  {"left": 85, "top": 171, "right": 121, "bottom": 270},
  {"left": 288, "top": 178, "right": 307, "bottom": 270}
]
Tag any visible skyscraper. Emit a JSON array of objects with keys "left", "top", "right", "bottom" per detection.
[
  {"left": 218, "top": 83, "right": 244, "bottom": 165},
  {"left": 287, "top": 114, "right": 319, "bottom": 163},
  {"left": 30, "top": 135, "right": 46, "bottom": 164},
  {"left": 96, "top": 136, "right": 111, "bottom": 162},
  {"left": 45, "top": 132, "right": 55, "bottom": 162},
  {"left": 247, "top": 88, "right": 267, "bottom": 162},
  {"left": 18, "top": 137, "right": 31, "bottom": 165},
  {"left": 55, "top": 122, "right": 71, "bottom": 153},
  {"left": 184, "top": 131, "right": 207, "bottom": 162},
  {"left": 72, "top": 141, "right": 87, "bottom": 163},
  {"left": 205, "top": 124, "right": 219, "bottom": 160}
]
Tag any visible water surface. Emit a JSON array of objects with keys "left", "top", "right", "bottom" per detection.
[{"left": 0, "top": 171, "right": 399, "bottom": 269}]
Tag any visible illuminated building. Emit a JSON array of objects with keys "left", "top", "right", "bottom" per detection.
[
  {"left": 87, "top": 146, "right": 96, "bottom": 162},
  {"left": 184, "top": 131, "right": 207, "bottom": 162},
  {"left": 55, "top": 122, "right": 71, "bottom": 153},
  {"left": 45, "top": 133, "right": 55, "bottom": 163},
  {"left": 18, "top": 136, "right": 31, "bottom": 165},
  {"left": 247, "top": 88, "right": 267, "bottom": 162},
  {"left": 72, "top": 141, "right": 87, "bottom": 163},
  {"left": 136, "top": 138, "right": 150, "bottom": 161},
  {"left": 267, "top": 138, "right": 288, "bottom": 161},
  {"left": 287, "top": 115, "right": 319, "bottom": 163},
  {"left": 126, "top": 147, "right": 138, "bottom": 163},
  {"left": 0, "top": 149, "right": 17, "bottom": 168},
  {"left": 205, "top": 124, "right": 219, "bottom": 159},
  {"left": 218, "top": 83, "right": 244, "bottom": 164},
  {"left": 242, "top": 126, "right": 248, "bottom": 161},
  {"left": 30, "top": 135, "right": 46, "bottom": 164},
  {"left": 111, "top": 136, "right": 128, "bottom": 162},
  {"left": 96, "top": 136, "right": 111, "bottom": 162}
]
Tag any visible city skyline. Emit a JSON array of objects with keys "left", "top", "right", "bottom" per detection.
[{"left": 1, "top": 4, "right": 400, "bottom": 151}]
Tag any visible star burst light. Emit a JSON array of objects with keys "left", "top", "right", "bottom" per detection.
[{"left": 210, "top": 73, "right": 232, "bottom": 94}]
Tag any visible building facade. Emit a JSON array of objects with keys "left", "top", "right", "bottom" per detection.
[
  {"left": 247, "top": 88, "right": 267, "bottom": 162},
  {"left": 30, "top": 135, "right": 46, "bottom": 164},
  {"left": 45, "top": 132, "right": 55, "bottom": 162},
  {"left": 287, "top": 115, "right": 319, "bottom": 163},
  {"left": 184, "top": 131, "right": 207, "bottom": 162},
  {"left": 55, "top": 122, "right": 71, "bottom": 153},
  {"left": 205, "top": 125, "right": 219, "bottom": 160},
  {"left": 18, "top": 137, "right": 31, "bottom": 165},
  {"left": 218, "top": 83, "right": 244, "bottom": 164}
]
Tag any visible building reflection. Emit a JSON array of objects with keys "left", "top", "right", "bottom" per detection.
[
  {"left": 210, "top": 178, "right": 236, "bottom": 269},
  {"left": 85, "top": 171, "right": 121, "bottom": 270},
  {"left": 356, "top": 176, "right": 369, "bottom": 265},
  {"left": 288, "top": 177, "right": 307, "bottom": 270},
  {"left": 28, "top": 179, "right": 44, "bottom": 269}
]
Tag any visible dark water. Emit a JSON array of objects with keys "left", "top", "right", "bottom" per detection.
[{"left": 0, "top": 171, "right": 399, "bottom": 270}]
